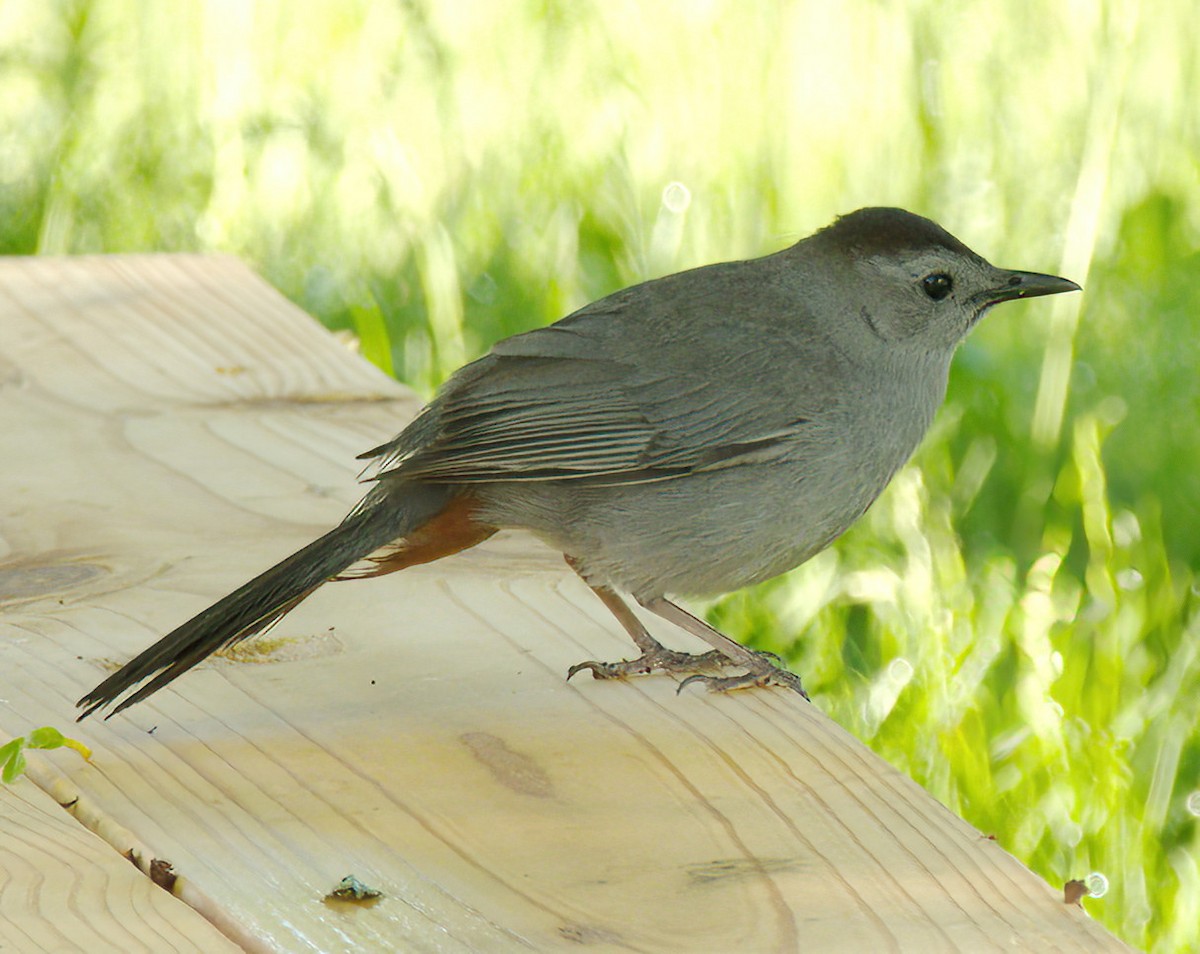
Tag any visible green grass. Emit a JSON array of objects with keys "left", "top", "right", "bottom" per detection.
[{"left": 3, "top": 1, "right": 1198, "bottom": 949}]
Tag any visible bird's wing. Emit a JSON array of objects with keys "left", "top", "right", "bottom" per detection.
[{"left": 359, "top": 303, "right": 821, "bottom": 487}]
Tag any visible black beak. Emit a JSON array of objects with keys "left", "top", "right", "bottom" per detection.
[{"left": 982, "top": 270, "right": 1081, "bottom": 305}]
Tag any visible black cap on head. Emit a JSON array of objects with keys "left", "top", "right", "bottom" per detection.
[{"left": 821, "top": 208, "right": 976, "bottom": 260}]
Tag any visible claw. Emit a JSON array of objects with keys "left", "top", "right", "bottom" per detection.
[
  {"left": 566, "top": 646, "right": 729, "bottom": 683},
  {"left": 567, "top": 645, "right": 807, "bottom": 700},
  {"left": 567, "top": 659, "right": 649, "bottom": 681},
  {"left": 676, "top": 667, "right": 809, "bottom": 700}
]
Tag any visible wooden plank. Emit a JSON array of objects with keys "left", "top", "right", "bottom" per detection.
[
  {"left": 0, "top": 255, "right": 1130, "bottom": 952},
  {"left": 0, "top": 771, "right": 241, "bottom": 953}
]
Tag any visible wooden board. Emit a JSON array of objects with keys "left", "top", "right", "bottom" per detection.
[
  {"left": 0, "top": 776, "right": 240, "bottom": 953},
  {"left": 0, "top": 255, "right": 1130, "bottom": 952}
]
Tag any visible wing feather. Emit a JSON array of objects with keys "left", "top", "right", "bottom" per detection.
[{"left": 359, "top": 288, "right": 824, "bottom": 486}]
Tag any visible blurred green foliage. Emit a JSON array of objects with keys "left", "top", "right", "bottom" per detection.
[{"left": 2, "top": 1, "right": 1198, "bottom": 949}]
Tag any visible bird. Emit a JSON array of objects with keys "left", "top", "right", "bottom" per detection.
[{"left": 76, "top": 207, "right": 1080, "bottom": 720}]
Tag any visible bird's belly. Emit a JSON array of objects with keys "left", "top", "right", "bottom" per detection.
[{"left": 476, "top": 456, "right": 894, "bottom": 599}]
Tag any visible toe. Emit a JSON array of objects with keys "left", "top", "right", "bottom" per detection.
[{"left": 566, "top": 660, "right": 607, "bottom": 681}]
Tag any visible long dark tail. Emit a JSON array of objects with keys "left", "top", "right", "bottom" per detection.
[{"left": 77, "top": 484, "right": 456, "bottom": 720}]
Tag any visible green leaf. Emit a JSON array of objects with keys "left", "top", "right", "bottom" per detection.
[
  {"left": 0, "top": 738, "right": 22, "bottom": 765},
  {"left": 27, "top": 727, "right": 66, "bottom": 750},
  {"left": 2, "top": 747, "right": 26, "bottom": 784},
  {"left": 0, "top": 729, "right": 91, "bottom": 784}
]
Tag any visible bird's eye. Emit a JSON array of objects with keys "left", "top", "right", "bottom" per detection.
[{"left": 922, "top": 273, "right": 953, "bottom": 301}]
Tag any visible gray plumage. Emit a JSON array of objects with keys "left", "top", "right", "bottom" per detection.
[
  {"left": 360, "top": 208, "right": 1070, "bottom": 596},
  {"left": 78, "top": 207, "right": 1079, "bottom": 718}
]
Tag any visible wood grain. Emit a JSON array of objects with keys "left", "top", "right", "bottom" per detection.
[
  {"left": 0, "top": 766, "right": 242, "bottom": 953},
  {"left": 0, "top": 255, "right": 1130, "bottom": 952}
]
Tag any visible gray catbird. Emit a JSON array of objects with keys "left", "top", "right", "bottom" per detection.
[{"left": 77, "top": 208, "right": 1079, "bottom": 719}]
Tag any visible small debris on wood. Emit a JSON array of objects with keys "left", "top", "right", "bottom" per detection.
[
  {"left": 1063, "top": 879, "right": 1089, "bottom": 906},
  {"left": 150, "top": 858, "right": 177, "bottom": 893},
  {"left": 325, "top": 874, "right": 383, "bottom": 904}
]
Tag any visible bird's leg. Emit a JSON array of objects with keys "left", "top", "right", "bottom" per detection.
[
  {"left": 637, "top": 596, "right": 808, "bottom": 699},
  {"left": 563, "top": 557, "right": 791, "bottom": 687},
  {"left": 565, "top": 558, "right": 729, "bottom": 681}
]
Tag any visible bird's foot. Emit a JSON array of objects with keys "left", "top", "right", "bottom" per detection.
[
  {"left": 567, "top": 647, "right": 734, "bottom": 682},
  {"left": 678, "top": 662, "right": 809, "bottom": 700},
  {"left": 567, "top": 646, "right": 789, "bottom": 684}
]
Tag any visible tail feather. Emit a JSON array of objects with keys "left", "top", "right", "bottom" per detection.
[{"left": 77, "top": 484, "right": 454, "bottom": 720}]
